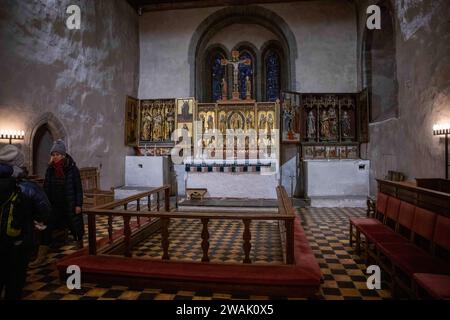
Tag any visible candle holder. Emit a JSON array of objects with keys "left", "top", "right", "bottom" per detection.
[
  {"left": 433, "top": 123, "right": 450, "bottom": 179},
  {"left": 0, "top": 130, "right": 25, "bottom": 144}
]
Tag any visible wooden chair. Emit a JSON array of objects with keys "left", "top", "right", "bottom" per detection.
[{"left": 79, "top": 167, "right": 114, "bottom": 209}]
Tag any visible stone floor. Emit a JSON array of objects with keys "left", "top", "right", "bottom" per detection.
[{"left": 20, "top": 207, "right": 392, "bottom": 300}]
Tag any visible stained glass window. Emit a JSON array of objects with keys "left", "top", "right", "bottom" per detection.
[
  {"left": 211, "top": 53, "right": 225, "bottom": 102},
  {"left": 238, "top": 51, "right": 253, "bottom": 100},
  {"left": 265, "top": 50, "right": 280, "bottom": 102}
]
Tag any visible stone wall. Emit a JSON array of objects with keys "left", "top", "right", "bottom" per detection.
[
  {"left": 138, "top": 1, "right": 358, "bottom": 99},
  {"left": 0, "top": 0, "right": 139, "bottom": 189},
  {"left": 357, "top": 0, "right": 450, "bottom": 193}
]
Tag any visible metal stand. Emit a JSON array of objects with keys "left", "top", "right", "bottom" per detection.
[{"left": 445, "top": 133, "right": 448, "bottom": 179}]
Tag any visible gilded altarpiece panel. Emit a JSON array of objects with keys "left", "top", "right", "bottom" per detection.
[
  {"left": 125, "top": 96, "right": 139, "bottom": 147},
  {"left": 194, "top": 100, "right": 279, "bottom": 161},
  {"left": 138, "top": 98, "right": 176, "bottom": 145},
  {"left": 281, "top": 92, "right": 301, "bottom": 143}
]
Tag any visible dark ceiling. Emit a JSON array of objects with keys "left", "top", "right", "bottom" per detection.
[{"left": 125, "top": 0, "right": 341, "bottom": 13}]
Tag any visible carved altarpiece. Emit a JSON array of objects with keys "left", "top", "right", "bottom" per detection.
[{"left": 195, "top": 100, "right": 280, "bottom": 162}]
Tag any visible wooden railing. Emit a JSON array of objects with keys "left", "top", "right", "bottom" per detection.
[
  {"left": 85, "top": 185, "right": 296, "bottom": 265},
  {"left": 276, "top": 186, "right": 296, "bottom": 264},
  {"left": 377, "top": 179, "right": 450, "bottom": 217},
  {"left": 87, "top": 185, "right": 171, "bottom": 255}
]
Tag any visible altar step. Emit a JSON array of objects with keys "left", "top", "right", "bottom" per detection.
[
  {"left": 177, "top": 198, "right": 307, "bottom": 212},
  {"left": 308, "top": 196, "right": 367, "bottom": 208}
]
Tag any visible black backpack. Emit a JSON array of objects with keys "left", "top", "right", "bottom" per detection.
[{"left": 0, "top": 178, "right": 25, "bottom": 240}]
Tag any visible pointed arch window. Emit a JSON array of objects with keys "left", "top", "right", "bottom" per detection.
[
  {"left": 211, "top": 52, "right": 226, "bottom": 102},
  {"left": 265, "top": 50, "right": 281, "bottom": 101}
]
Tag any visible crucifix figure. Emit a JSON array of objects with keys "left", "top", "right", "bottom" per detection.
[{"left": 221, "top": 50, "right": 251, "bottom": 100}]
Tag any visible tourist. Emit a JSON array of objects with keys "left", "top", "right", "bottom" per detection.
[
  {"left": 0, "top": 145, "right": 50, "bottom": 299},
  {"left": 30, "top": 139, "right": 84, "bottom": 268}
]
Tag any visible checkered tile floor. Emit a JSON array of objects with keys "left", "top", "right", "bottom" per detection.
[
  {"left": 132, "top": 219, "right": 284, "bottom": 264},
  {"left": 20, "top": 207, "right": 392, "bottom": 300}
]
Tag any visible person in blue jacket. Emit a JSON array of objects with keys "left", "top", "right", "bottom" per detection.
[{"left": 0, "top": 145, "right": 51, "bottom": 300}]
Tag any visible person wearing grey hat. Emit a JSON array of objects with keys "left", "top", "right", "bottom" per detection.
[
  {"left": 49, "top": 139, "right": 66, "bottom": 156},
  {"left": 0, "top": 144, "right": 25, "bottom": 178},
  {"left": 0, "top": 145, "right": 51, "bottom": 299},
  {"left": 30, "top": 140, "right": 84, "bottom": 268}
]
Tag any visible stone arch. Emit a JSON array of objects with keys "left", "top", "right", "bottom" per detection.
[
  {"left": 24, "top": 112, "right": 68, "bottom": 174},
  {"left": 361, "top": 0, "right": 398, "bottom": 122},
  {"left": 189, "top": 5, "right": 298, "bottom": 101}
]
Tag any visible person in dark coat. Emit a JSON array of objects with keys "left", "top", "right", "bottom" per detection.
[
  {"left": 0, "top": 145, "right": 51, "bottom": 300},
  {"left": 29, "top": 139, "right": 84, "bottom": 268}
]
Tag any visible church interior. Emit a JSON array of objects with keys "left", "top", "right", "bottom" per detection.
[{"left": 0, "top": 0, "right": 449, "bottom": 303}]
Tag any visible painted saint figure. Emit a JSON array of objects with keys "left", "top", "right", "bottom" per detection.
[
  {"left": 259, "top": 113, "right": 267, "bottom": 132},
  {"left": 221, "top": 78, "right": 227, "bottom": 100},
  {"left": 245, "top": 76, "right": 251, "bottom": 100},
  {"left": 167, "top": 110, "right": 175, "bottom": 137},
  {"left": 267, "top": 113, "right": 274, "bottom": 136},
  {"left": 219, "top": 113, "right": 226, "bottom": 134},
  {"left": 207, "top": 114, "right": 214, "bottom": 131},
  {"left": 283, "top": 107, "right": 293, "bottom": 133},
  {"left": 328, "top": 107, "right": 338, "bottom": 138},
  {"left": 342, "top": 110, "right": 352, "bottom": 138},
  {"left": 142, "top": 109, "right": 152, "bottom": 140},
  {"left": 231, "top": 113, "right": 242, "bottom": 130},
  {"left": 307, "top": 110, "right": 316, "bottom": 140},
  {"left": 246, "top": 114, "right": 253, "bottom": 130},
  {"left": 320, "top": 109, "right": 330, "bottom": 139},
  {"left": 181, "top": 101, "right": 190, "bottom": 121},
  {"left": 200, "top": 114, "right": 206, "bottom": 134},
  {"left": 153, "top": 108, "right": 163, "bottom": 141}
]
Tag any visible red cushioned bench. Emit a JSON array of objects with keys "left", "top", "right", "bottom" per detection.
[
  {"left": 349, "top": 193, "right": 450, "bottom": 297},
  {"left": 57, "top": 216, "right": 322, "bottom": 298},
  {"left": 413, "top": 273, "right": 450, "bottom": 299},
  {"left": 349, "top": 192, "right": 388, "bottom": 253}
]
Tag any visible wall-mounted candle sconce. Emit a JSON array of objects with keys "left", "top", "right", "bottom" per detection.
[
  {"left": 0, "top": 130, "right": 25, "bottom": 144},
  {"left": 433, "top": 123, "right": 450, "bottom": 179}
]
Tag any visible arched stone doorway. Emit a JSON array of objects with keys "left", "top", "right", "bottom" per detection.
[
  {"left": 32, "top": 124, "right": 53, "bottom": 178},
  {"left": 25, "top": 112, "right": 67, "bottom": 176}
]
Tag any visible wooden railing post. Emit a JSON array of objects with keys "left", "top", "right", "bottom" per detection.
[
  {"left": 136, "top": 198, "right": 141, "bottom": 227},
  {"left": 161, "top": 217, "right": 170, "bottom": 260},
  {"left": 285, "top": 218, "right": 295, "bottom": 264},
  {"left": 107, "top": 215, "right": 113, "bottom": 244},
  {"left": 201, "top": 218, "right": 210, "bottom": 262},
  {"left": 165, "top": 186, "right": 170, "bottom": 211},
  {"left": 157, "top": 192, "right": 160, "bottom": 211},
  {"left": 123, "top": 216, "right": 132, "bottom": 257},
  {"left": 243, "top": 219, "right": 252, "bottom": 264},
  {"left": 88, "top": 214, "right": 97, "bottom": 255},
  {"left": 124, "top": 203, "right": 128, "bottom": 211}
]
